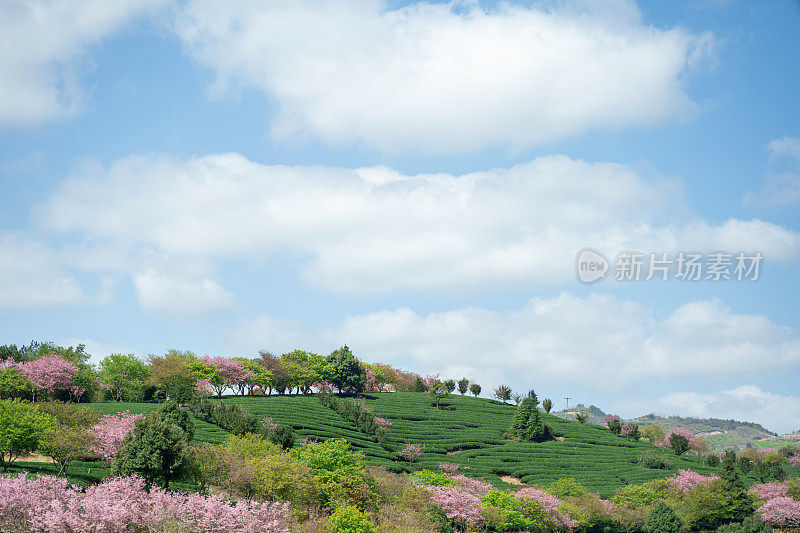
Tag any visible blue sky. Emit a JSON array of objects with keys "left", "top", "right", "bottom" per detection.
[{"left": 1, "top": 0, "right": 798, "bottom": 432}]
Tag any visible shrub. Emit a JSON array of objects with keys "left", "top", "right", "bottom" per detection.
[
  {"left": 643, "top": 502, "right": 683, "bottom": 533},
  {"left": 548, "top": 477, "right": 588, "bottom": 499},
  {"left": 641, "top": 424, "right": 666, "bottom": 444},
  {"left": 682, "top": 479, "right": 755, "bottom": 530},
  {"left": 621, "top": 422, "right": 640, "bottom": 440},
  {"left": 411, "top": 469, "right": 454, "bottom": 487},
  {"left": 480, "top": 490, "right": 554, "bottom": 532},
  {"left": 638, "top": 450, "right": 672, "bottom": 469},
  {"left": 327, "top": 505, "right": 377, "bottom": 533},
  {"left": 706, "top": 453, "right": 721, "bottom": 467},
  {"left": 575, "top": 413, "right": 588, "bottom": 423},
  {"left": 786, "top": 477, "right": 800, "bottom": 501},
  {"left": 399, "top": 442, "right": 422, "bottom": 462},
  {"left": 157, "top": 400, "right": 195, "bottom": 441},
  {"left": 716, "top": 515, "right": 770, "bottom": 533},
  {"left": 516, "top": 487, "right": 578, "bottom": 529},
  {"left": 613, "top": 479, "right": 681, "bottom": 510},
  {"left": 268, "top": 424, "right": 296, "bottom": 450}
]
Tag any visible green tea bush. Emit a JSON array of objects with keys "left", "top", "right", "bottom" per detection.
[{"left": 638, "top": 450, "right": 672, "bottom": 470}]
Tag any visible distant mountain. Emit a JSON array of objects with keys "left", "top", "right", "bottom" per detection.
[{"left": 552, "top": 406, "right": 798, "bottom": 451}]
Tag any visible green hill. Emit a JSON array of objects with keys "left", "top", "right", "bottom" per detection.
[{"left": 99, "top": 392, "right": 717, "bottom": 497}]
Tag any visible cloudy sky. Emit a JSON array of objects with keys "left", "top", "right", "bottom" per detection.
[{"left": 1, "top": 0, "right": 798, "bottom": 432}]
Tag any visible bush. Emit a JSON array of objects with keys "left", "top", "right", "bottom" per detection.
[
  {"left": 706, "top": 454, "right": 721, "bottom": 467},
  {"left": 638, "top": 450, "right": 672, "bottom": 470},
  {"left": 411, "top": 469, "right": 454, "bottom": 487},
  {"left": 613, "top": 479, "right": 681, "bottom": 510},
  {"left": 644, "top": 502, "right": 683, "bottom": 533},
  {"left": 480, "top": 490, "right": 553, "bottom": 532},
  {"left": 327, "top": 505, "right": 377, "bottom": 533},
  {"left": 716, "top": 515, "right": 769, "bottom": 533},
  {"left": 548, "top": 477, "right": 588, "bottom": 499},
  {"left": 0, "top": 399, "right": 54, "bottom": 470},
  {"left": 267, "top": 424, "right": 296, "bottom": 450},
  {"left": 682, "top": 479, "right": 755, "bottom": 530},
  {"left": 157, "top": 400, "right": 195, "bottom": 441}
]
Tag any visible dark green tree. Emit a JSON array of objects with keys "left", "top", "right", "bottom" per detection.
[
  {"left": 738, "top": 456, "right": 752, "bottom": 475},
  {"left": 428, "top": 380, "right": 450, "bottom": 409},
  {"left": 413, "top": 376, "right": 427, "bottom": 392},
  {"left": 158, "top": 401, "right": 195, "bottom": 441},
  {"left": 326, "top": 346, "right": 366, "bottom": 394},
  {"left": 443, "top": 379, "right": 456, "bottom": 394},
  {"left": 112, "top": 413, "right": 193, "bottom": 488},
  {"left": 541, "top": 398, "right": 553, "bottom": 413},
  {"left": 469, "top": 383, "right": 481, "bottom": 397},
  {"left": 669, "top": 433, "right": 690, "bottom": 455},
  {"left": 753, "top": 461, "right": 770, "bottom": 482},
  {"left": 644, "top": 502, "right": 683, "bottom": 533},
  {"left": 457, "top": 377, "right": 469, "bottom": 395}
]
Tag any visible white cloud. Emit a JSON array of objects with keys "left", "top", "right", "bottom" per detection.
[
  {"left": 0, "top": 231, "right": 83, "bottom": 308},
  {"left": 133, "top": 266, "right": 234, "bottom": 318},
  {"left": 40, "top": 152, "right": 800, "bottom": 295},
  {"left": 0, "top": 0, "right": 163, "bottom": 127},
  {"left": 175, "top": 0, "right": 711, "bottom": 152},
  {"left": 232, "top": 294, "right": 800, "bottom": 431},
  {"left": 645, "top": 385, "right": 800, "bottom": 435},
  {"left": 745, "top": 136, "right": 800, "bottom": 207}
]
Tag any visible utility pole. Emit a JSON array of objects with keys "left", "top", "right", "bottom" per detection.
[{"left": 564, "top": 397, "right": 571, "bottom": 410}]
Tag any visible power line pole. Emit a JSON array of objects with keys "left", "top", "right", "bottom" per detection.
[{"left": 564, "top": 397, "right": 571, "bottom": 410}]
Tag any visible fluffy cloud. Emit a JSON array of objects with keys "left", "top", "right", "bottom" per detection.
[
  {"left": 234, "top": 294, "right": 800, "bottom": 431},
  {"left": 175, "top": 0, "right": 711, "bottom": 152},
  {"left": 0, "top": 231, "right": 83, "bottom": 308},
  {"left": 646, "top": 385, "right": 800, "bottom": 435},
  {"left": 40, "top": 152, "right": 799, "bottom": 295},
  {"left": 0, "top": 0, "right": 162, "bottom": 127},
  {"left": 133, "top": 266, "right": 234, "bottom": 318},
  {"left": 745, "top": 136, "right": 800, "bottom": 207}
]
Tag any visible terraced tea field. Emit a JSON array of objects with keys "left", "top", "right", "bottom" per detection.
[{"left": 217, "top": 393, "right": 719, "bottom": 496}]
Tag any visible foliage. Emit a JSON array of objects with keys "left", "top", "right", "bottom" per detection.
[
  {"left": 669, "top": 433, "right": 690, "bottom": 455},
  {"left": 206, "top": 356, "right": 255, "bottom": 397},
  {"left": 457, "top": 378, "right": 469, "bottom": 395},
  {"left": 39, "top": 423, "right": 95, "bottom": 476},
  {"left": 469, "top": 383, "right": 481, "bottom": 397},
  {"left": 0, "top": 472, "right": 291, "bottom": 532},
  {"left": 541, "top": 398, "right": 552, "bottom": 413},
  {"left": 327, "top": 346, "right": 366, "bottom": 394},
  {"left": 17, "top": 355, "right": 79, "bottom": 400},
  {"left": 575, "top": 413, "right": 588, "bottom": 423},
  {"left": 643, "top": 501, "right": 683, "bottom": 533},
  {"left": 157, "top": 400, "right": 195, "bottom": 441},
  {"left": 493, "top": 385, "right": 512, "bottom": 403},
  {"left": 604, "top": 415, "right": 622, "bottom": 435},
  {"left": 0, "top": 399, "right": 55, "bottom": 470},
  {"left": 98, "top": 353, "right": 148, "bottom": 402},
  {"left": 716, "top": 515, "right": 770, "bottom": 533},
  {"left": 641, "top": 424, "right": 666, "bottom": 444},
  {"left": 668, "top": 468, "right": 719, "bottom": 492},
  {"left": 508, "top": 389, "right": 551, "bottom": 443},
  {"left": 443, "top": 379, "right": 456, "bottom": 394},
  {"left": 428, "top": 379, "right": 451, "bottom": 409},
  {"left": 548, "top": 477, "right": 589, "bottom": 499},
  {"left": 622, "top": 422, "right": 640, "bottom": 440},
  {"left": 516, "top": 486, "right": 578, "bottom": 529},
  {"left": 756, "top": 496, "right": 800, "bottom": 527},
  {"left": 411, "top": 469, "right": 455, "bottom": 487},
  {"left": 112, "top": 412, "right": 193, "bottom": 488},
  {"left": 91, "top": 410, "right": 143, "bottom": 462},
  {"left": 0, "top": 367, "right": 30, "bottom": 399},
  {"left": 480, "top": 490, "right": 553, "bottom": 531},
  {"left": 399, "top": 442, "right": 422, "bottom": 462},
  {"left": 427, "top": 486, "right": 484, "bottom": 530},
  {"left": 638, "top": 450, "right": 672, "bottom": 469},
  {"left": 327, "top": 505, "right": 377, "bottom": 533},
  {"left": 612, "top": 479, "right": 681, "bottom": 510},
  {"left": 146, "top": 351, "right": 197, "bottom": 403},
  {"left": 682, "top": 478, "right": 755, "bottom": 530},
  {"left": 319, "top": 390, "right": 387, "bottom": 441}
]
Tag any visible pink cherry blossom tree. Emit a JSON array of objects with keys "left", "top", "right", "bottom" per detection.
[
  {"left": 18, "top": 355, "right": 77, "bottom": 401},
  {"left": 206, "top": 357, "right": 255, "bottom": 397},
  {"left": 92, "top": 411, "right": 143, "bottom": 462}
]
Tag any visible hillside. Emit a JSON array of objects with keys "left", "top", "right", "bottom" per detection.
[
  {"left": 553, "top": 405, "right": 793, "bottom": 451},
  {"left": 173, "top": 393, "right": 717, "bottom": 496}
]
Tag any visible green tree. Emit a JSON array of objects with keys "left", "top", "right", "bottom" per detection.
[
  {"left": 575, "top": 413, "right": 588, "bottom": 423},
  {"left": 158, "top": 400, "right": 195, "bottom": 441},
  {"left": 112, "top": 413, "right": 193, "bottom": 488},
  {"left": 669, "top": 433, "right": 690, "bottom": 456},
  {"left": 541, "top": 398, "right": 553, "bottom": 413},
  {"left": 147, "top": 351, "right": 197, "bottom": 402},
  {"left": 469, "top": 382, "right": 481, "bottom": 397},
  {"left": 682, "top": 478, "right": 754, "bottom": 530},
  {"left": 641, "top": 424, "right": 666, "bottom": 444},
  {"left": 0, "top": 367, "right": 30, "bottom": 399},
  {"left": 457, "top": 377, "right": 469, "bottom": 395},
  {"left": 428, "top": 380, "right": 450, "bottom": 409},
  {"left": 753, "top": 461, "right": 770, "bottom": 482},
  {"left": 99, "top": 353, "right": 149, "bottom": 401},
  {"left": 39, "top": 424, "right": 94, "bottom": 476},
  {"left": 738, "top": 456, "right": 752, "bottom": 474},
  {"left": 327, "top": 505, "right": 377, "bottom": 533},
  {"left": 413, "top": 376, "right": 426, "bottom": 392},
  {"left": 443, "top": 379, "right": 456, "bottom": 394},
  {"left": 494, "top": 384, "right": 512, "bottom": 403},
  {"left": 327, "top": 346, "right": 366, "bottom": 394},
  {"left": 643, "top": 502, "right": 683, "bottom": 533},
  {"left": 0, "top": 399, "right": 54, "bottom": 470}
]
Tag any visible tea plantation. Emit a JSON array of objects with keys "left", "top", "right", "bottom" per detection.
[{"left": 85, "top": 392, "right": 725, "bottom": 497}]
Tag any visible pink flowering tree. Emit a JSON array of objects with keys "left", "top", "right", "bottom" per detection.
[
  {"left": 604, "top": 415, "right": 622, "bottom": 434},
  {"left": 398, "top": 442, "right": 422, "bottom": 462},
  {"left": 92, "top": 411, "right": 143, "bottom": 462},
  {"left": 656, "top": 428, "right": 708, "bottom": 453},
  {"left": 757, "top": 496, "right": 800, "bottom": 528},
  {"left": 0, "top": 473, "right": 291, "bottom": 532},
  {"left": 207, "top": 357, "right": 255, "bottom": 397},
  {"left": 427, "top": 486, "right": 485, "bottom": 530},
  {"left": 750, "top": 482, "right": 788, "bottom": 501},
  {"left": 668, "top": 469, "right": 719, "bottom": 492},
  {"left": 18, "top": 355, "right": 77, "bottom": 401}
]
